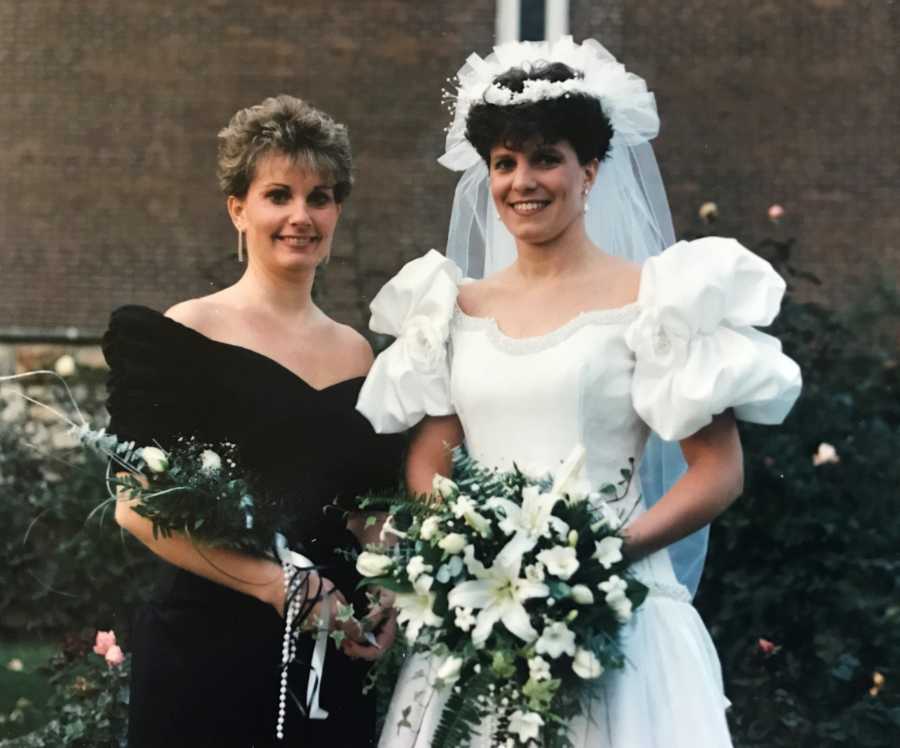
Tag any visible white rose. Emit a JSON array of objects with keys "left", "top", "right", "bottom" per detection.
[
  {"left": 356, "top": 552, "right": 393, "bottom": 578},
  {"left": 592, "top": 536, "right": 624, "bottom": 570},
  {"left": 53, "top": 354, "right": 76, "bottom": 377},
  {"left": 432, "top": 474, "right": 458, "bottom": 499},
  {"left": 438, "top": 532, "right": 467, "bottom": 555},
  {"left": 570, "top": 584, "right": 594, "bottom": 605},
  {"left": 199, "top": 449, "right": 222, "bottom": 476},
  {"left": 572, "top": 648, "right": 604, "bottom": 680},
  {"left": 535, "top": 621, "right": 576, "bottom": 659},
  {"left": 812, "top": 442, "right": 840, "bottom": 467},
  {"left": 141, "top": 446, "right": 169, "bottom": 474},
  {"left": 436, "top": 655, "right": 463, "bottom": 686},
  {"left": 536, "top": 546, "right": 579, "bottom": 580},
  {"left": 419, "top": 515, "right": 441, "bottom": 540},
  {"left": 402, "top": 315, "right": 447, "bottom": 373}
]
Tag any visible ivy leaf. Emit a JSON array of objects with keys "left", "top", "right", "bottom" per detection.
[{"left": 335, "top": 603, "right": 355, "bottom": 623}]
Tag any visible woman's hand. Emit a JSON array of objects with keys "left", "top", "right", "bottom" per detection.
[{"left": 341, "top": 594, "right": 398, "bottom": 661}]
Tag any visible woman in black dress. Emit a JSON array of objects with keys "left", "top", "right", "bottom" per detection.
[{"left": 104, "top": 95, "right": 403, "bottom": 747}]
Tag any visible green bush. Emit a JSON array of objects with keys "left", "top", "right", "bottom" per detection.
[
  {"left": 695, "top": 236, "right": 900, "bottom": 745},
  {"left": 0, "top": 375, "right": 157, "bottom": 640},
  {"left": 0, "top": 631, "right": 130, "bottom": 748}
]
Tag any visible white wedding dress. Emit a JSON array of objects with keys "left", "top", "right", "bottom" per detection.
[{"left": 357, "top": 237, "right": 802, "bottom": 747}]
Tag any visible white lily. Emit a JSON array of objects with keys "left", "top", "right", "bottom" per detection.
[
  {"left": 451, "top": 495, "right": 492, "bottom": 537},
  {"left": 486, "top": 485, "right": 568, "bottom": 556},
  {"left": 551, "top": 444, "right": 591, "bottom": 503},
  {"left": 447, "top": 538, "right": 549, "bottom": 647},
  {"left": 394, "top": 574, "right": 443, "bottom": 643}
]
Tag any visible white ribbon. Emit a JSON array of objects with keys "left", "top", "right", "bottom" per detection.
[{"left": 275, "top": 533, "right": 330, "bottom": 720}]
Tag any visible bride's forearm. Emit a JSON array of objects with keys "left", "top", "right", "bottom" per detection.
[
  {"left": 624, "top": 412, "right": 743, "bottom": 560},
  {"left": 405, "top": 415, "right": 464, "bottom": 497},
  {"left": 114, "top": 496, "right": 287, "bottom": 611}
]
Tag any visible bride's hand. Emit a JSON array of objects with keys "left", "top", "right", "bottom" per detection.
[{"left": 341, "top": 598, "right": 397, "bottom": 661}]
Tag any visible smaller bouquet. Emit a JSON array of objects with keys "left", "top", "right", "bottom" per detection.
[
  {"left": 357, "top": 445, "right": 647, "bottom": 748},
  {"left": 79, "top": 427, "right": 286, "bottom": 557}
]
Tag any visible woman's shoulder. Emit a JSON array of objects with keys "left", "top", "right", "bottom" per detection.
[
  {"left": 326, "top": 320, "right": 374, "bottom": 376},
  {"left": 456, "top": 274, "right": 505, "bottom": 317}
]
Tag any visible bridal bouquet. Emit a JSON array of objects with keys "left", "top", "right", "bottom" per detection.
[{"left": 356, "top": 446, "right": 648, "bottom": 748}]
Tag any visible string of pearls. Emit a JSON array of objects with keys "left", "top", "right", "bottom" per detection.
[{"left": 276, "top": 559, "right": 308, "bottom": 741}]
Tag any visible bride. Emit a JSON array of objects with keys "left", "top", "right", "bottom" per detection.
[{"left": 358, "top": 37, "right": 801, "bottom": 746}]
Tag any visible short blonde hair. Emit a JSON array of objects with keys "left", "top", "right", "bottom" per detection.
[{"left": 216, "top": 95, "right": 353, "bottom": 200}]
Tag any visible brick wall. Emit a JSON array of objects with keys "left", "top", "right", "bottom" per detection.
[
  {"left": 0, "top": 1, "right": 495, "bottom": 337},
  {"left": 1, "top": 1, "right": 897, "bottom": 339},
  {"left": 573, "top": 0, "right": 900, "bottom": 306}
]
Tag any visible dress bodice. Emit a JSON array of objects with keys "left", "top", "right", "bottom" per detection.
[
  {"left": 103, "top": 305, "right": 405, "bottom": 598},
  {"left": 450, "top": 304, "right": 649, "bottom": 503}
]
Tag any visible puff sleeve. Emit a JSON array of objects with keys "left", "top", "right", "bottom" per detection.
[
  {"left": 102, "top": 305, "right": 208, "bottom": 447},
  {"left": 356, "top": 250, "right": 462, "bottom": 433},
  {"left": 624, "top": 237, "right": 802, "bottom": 441}
]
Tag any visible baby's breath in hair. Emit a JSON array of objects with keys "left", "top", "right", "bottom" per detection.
[{"left": 217, "top": 95, "right": 353, "bottom": 200}]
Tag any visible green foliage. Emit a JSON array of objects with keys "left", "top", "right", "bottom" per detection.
[
  {"left": 0, "top": 427, "right": 157, "bottom": 639},
  {"left": 695, "top": 236, "right": 900, "bottom": 746},
  {"left": 0, "top": 642, "right": 55, "bottom": 741},
  {"left": 0, "top": 633, "right": 130, "bottom": 748}
]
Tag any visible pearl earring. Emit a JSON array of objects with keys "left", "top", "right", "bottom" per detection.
[
  {"left": 583, "top": 188, "right": 591, "bottom": 213},
  {"left": 237, "top": 229, "right": 244, "bottom": 262}
]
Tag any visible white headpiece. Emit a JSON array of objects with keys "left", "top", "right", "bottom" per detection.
[
  {"left": 440, "top": 37, "right": 706, "bottom": 597},
  {"left": 439, "top": 36, "right": 660, "bottom": 171}
]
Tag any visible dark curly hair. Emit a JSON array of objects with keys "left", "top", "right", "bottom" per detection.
[{"left": 464, "top": 62, "right": 613, "bottom": 166}]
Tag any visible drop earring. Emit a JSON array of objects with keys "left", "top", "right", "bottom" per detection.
[
  {"left": 237, "top": 229, "right": 244, "bottom": 262},
  {"left": 583, "top": 188, "right": 591, "bottom": 213}
]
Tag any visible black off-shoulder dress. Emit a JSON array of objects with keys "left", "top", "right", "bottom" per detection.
[{"left": 103, "top": 305, "right": 404, "bottom": 748}]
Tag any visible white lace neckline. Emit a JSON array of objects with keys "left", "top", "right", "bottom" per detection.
[{"left": 453, "top": 302, "right": 640, "bottom": 355}]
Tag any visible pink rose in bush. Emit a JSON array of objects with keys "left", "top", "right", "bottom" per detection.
[
  {"left": 93, "top": 630, "right": 117, "bottom": 656},
  {"left": 105, "top": 644, "right": 125, "bottom": 667},
  {"left": 767, "top": 204, "right": 785, "bottom": 222}
]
